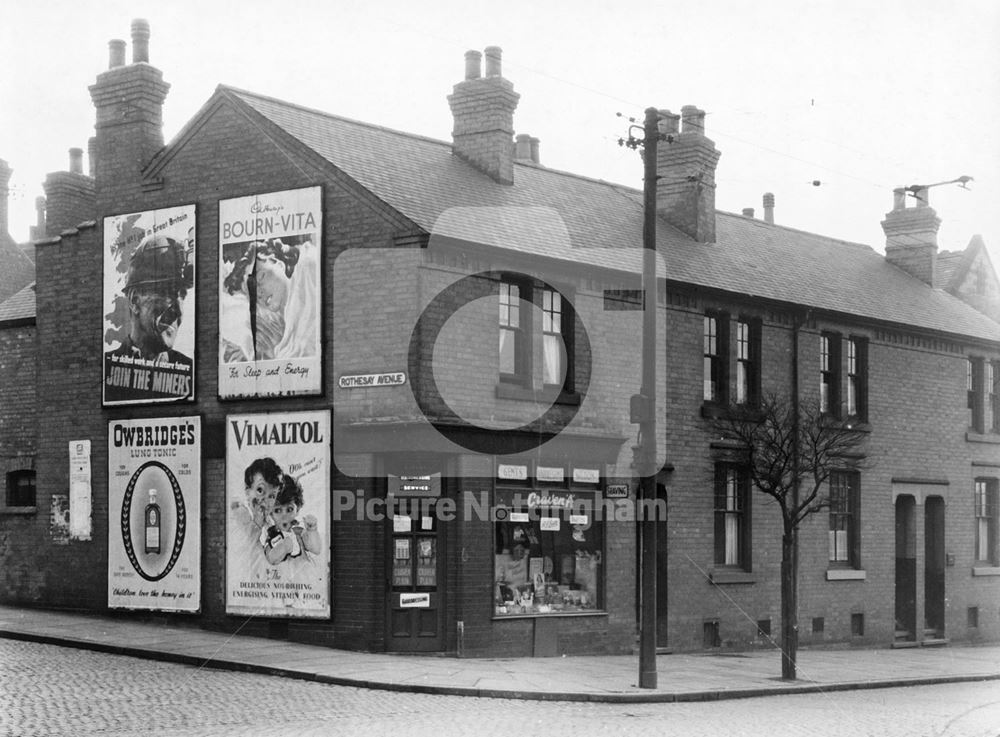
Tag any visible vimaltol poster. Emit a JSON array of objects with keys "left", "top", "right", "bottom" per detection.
[
  {"left": 108, "top": 417, "right": 201, "bottom": 612},
  {"left": 218, "top": 186, "right": 322, "bottom": 399},
  {"left": 226, "top": 410, "right": 330, "bottom": 618},
  {"left": 103, "top": 204, "right": 196, "bottom": 405}
]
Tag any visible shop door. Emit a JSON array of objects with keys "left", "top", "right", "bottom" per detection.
[
  {"left": 894, "top": 495, "right": 916, "bottom": 642},
  {"left": 924, "top": 496, "right": 946, "bottom": 639},
  {"left": 387, "top": 498, "right": 445, "bottom": 652}
]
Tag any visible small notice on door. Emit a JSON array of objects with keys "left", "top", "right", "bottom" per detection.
[{"left": 400, "top": 592, "right": 430, "bottom": 608}]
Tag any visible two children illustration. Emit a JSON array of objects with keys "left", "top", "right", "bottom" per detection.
[{"left": 240, "top": 457, "right": 321, "bottom": 565}]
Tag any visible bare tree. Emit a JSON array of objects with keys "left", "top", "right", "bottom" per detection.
[{"left": 710, "top": 393, "right": 870, "bottom": 680}]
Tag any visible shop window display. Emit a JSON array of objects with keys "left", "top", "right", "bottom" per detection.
[{"left": 493, "top": 490, "right": 603, "bottom": 616}]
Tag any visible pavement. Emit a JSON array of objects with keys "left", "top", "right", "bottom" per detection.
[{"left": 1, "top": 605, "right": 998, "bottom": 703}]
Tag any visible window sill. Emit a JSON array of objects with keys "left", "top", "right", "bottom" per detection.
[
  {"left": 972, "top": 566, "right": 1000, "bottom": 577},
  {"left": 826, "top": 568, "right": 866, "bottom": 581},
  {"left": 966, "top": 432, "right": 1000, "bottom": 445},
  {"left": 709, "top": 569, "right": 755, "bottom": 585},
  {"left": 0, "top": 506, "right": 37, "bottom": 516},
  {"left": 493, "top": 609, "right": 607, "bottom": 619},
  {"left": 496, "top": 383, "right": 580, "bottom": 406}
]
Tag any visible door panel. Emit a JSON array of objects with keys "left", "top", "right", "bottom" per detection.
[{"left": 387, "top": 498, "right": 445, "bottom": 651}]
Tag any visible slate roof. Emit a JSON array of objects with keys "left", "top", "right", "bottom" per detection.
[
  {"left": 0, "top": 237, "right": 35, "bottom": 306},
  {"left": 0, "top": 281, "right": 35, "bottom": 323},
  {"left": 218, "top": 87, "right": 1000, "bottom": 344}
]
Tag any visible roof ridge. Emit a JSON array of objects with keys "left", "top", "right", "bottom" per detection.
[
  {"left": 222, "top": 85, "right": 454, "bottom": 151},
  {"left": 716, "top": 209, "right": 874, "bottom": 251}
]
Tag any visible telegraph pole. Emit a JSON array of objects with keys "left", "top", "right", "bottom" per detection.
[
  {"left": 621, "top": 107, "right": 662, "bottom": 689},
  {"left": 638, "top": 107, "right": 659, "bottom": 690}
]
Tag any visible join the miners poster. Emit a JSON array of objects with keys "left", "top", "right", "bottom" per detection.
[
  {"left": 103, "top": 205, "right": 197, "bottom": 405},
  {"left": 218, "top": 186, "right": 322, "bottom": 399},
  {"left": 225, "top": 410, "right": 330, "bottom": 618},
  {"left": 108, "top": 417, "right": 201, "bottom": 612}
]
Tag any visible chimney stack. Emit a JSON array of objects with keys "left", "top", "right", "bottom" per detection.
[
  {"left": 30, "top": 196, "right": 47, "bottom": 242},
  {"left": 89, "top": 19, "right": 169, "bottom": 208},
  {"left": 762, "top": 192, "right": 774, "bottom": 224},
  {"left": 881, "top": 187, "right": 940, "bottom": 287},
  {"left": 656, "top": 105, "right": 721, "bottom": 242},
  {"left": 43, "top": 148, "right": 95, "bottom": 236},
  {"left": 0, "top": 159, "right": 11, "bottom": 241},
  {"left": 742, "top": 207, "right": 755, "bottom": 218},
  {"left": 448, "top": 47, "right": 520, "bottom": 185}
]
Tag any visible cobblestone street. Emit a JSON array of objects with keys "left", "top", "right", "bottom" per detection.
[{"left": 3, "top": 640, "right": 999, "bottom": 737}]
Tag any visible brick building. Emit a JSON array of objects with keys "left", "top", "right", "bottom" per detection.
[{"left": 1, "top": 20, "right": 998, "bottom": 657}]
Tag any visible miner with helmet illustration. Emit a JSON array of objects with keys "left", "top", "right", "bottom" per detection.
[{"left": 104, "top": 231, "right": 195, "bottom": 402}]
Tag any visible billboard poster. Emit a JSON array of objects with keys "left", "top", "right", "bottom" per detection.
[
  {"left": 218, "top": 186, "right": 322, "bottom": 399},
  {"left": 226, "top": 410, "right": 330, "bottom": 618},
  {"left": 108, "top": 417, "right": 201, "bottom": 612},
  {"left": 103, "top": 204, "right": 196, "bottom": 405}
]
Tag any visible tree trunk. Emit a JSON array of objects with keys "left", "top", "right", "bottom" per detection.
[{"left": 780, "top": 530, "right": 798, "bottom": 680}]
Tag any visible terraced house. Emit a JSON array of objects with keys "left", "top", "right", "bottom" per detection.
[{"left": 1, "top": 20, "right": 998, "bottom": 658}]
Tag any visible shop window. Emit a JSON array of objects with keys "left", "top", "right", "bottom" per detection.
[
  {"left": 703, "top": 312, "right": 729, "bottom": 403},
  {"left": 493, "top": 481, "right": 602, "bottom": 617},
  {"left": 5, "top": 470, "right": 36, "bottom": 508},
  {"left": 969, "top": 357, "right": 985, "bottom": 433},
  {"left": 829, "top": 471, "right": 860, "bottom": 568},
  {"left": 820, "top": 332, "right": 841, "bottom": 417},
  {"left": 735, "top": 317, "right": 761, "bottom": 407},
  {"left": 714, "top": 464, "right": 750, "bottom": 571},
  {"left": 846, "top": 336, "right": 868, "bottom": 422},
  {"left": 974, "top": 479, "right": 998, "bottom": 565},
  {"left": 498, "top": 276, "right": 576, "bottom": 396}
]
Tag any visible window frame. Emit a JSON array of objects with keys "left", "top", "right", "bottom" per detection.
[
  {"left": 974, "top": 478, "right": 998, "bottom": 566},
  {"left": 735, "top": 316, "right": 762, "bottom": 408},
  {"left": 5, "top": 470, "right": 37, "bottom": 509},
  {"left": 820, "top": 332, "right": 842, "bottom": 418},
  {"left": 969, "top": 357, "right": 985, "bottom": 434},
  {"left": 990, "top": 360, "right": 1000, "bottom": 433},
  {"left": 713, "top": 463, "right": 751, "bottom": 571},
  {"left": 703, "top": 311, "right": 730, "bottom": 405},
  {"left": 497, "top": 275, "right": 577, "bottom": 397},
  {"left": 846, "top": 336, "right": 868, "bottom": 422},
  {"left": 828, "top": 470, "right": 861, "bottom": 569}
]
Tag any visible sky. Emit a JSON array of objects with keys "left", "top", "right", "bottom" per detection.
[{"left": 2, "top": 0, "right": 999, "bottom": 268}]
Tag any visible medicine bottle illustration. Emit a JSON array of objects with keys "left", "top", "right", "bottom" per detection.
[{"left": 144, "top": 488, "right": 161, "bottom": 554}]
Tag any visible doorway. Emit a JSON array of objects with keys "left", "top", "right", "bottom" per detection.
[
  {"left": 924, "top": 496, "right": 946, "bottom": 639},
  {"left": 386, "top": 496, "right": 446, "bottom": 652},
  {"left": 894, "top": 495, "right": 916, "bottom": 642}
]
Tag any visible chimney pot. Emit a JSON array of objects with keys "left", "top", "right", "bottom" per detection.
[
  {"left": 515, "top": 133, "right": 532, "bottom": 160},
  {"left": 464, "top": 50, "right": 482, "bottom": 80},
  {"left": 657, "top": 109, "right": 679, "bottom": 136},
  {"left": 742, "top": 207, "right": 755, "bottom": 218},
  {"left": 109, "top": 39, "right": 126, "bottom": 68},
  {"left": 69, "top": 148, "right": 84, "bottom": 175},
  {"left": 762, "top": 192, "right": 775, "bottom": 224},
  {"left": 529, "top": 136, "right": 540, "bottom": 165},
  {"left": 484, "top": 46, "right": 502, "bottom": 77},
  {"left": 681, "top": 105, "right": 705, "bottom": 134},
  {"left": 892, "top": 188, "right": 906, "bottom": 211},
  {"left": 131, "top": 18, "right": 150, "bottom": 63}
]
